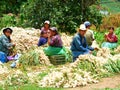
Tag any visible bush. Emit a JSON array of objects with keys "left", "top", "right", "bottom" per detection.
[
  {"left": 0, "top": 14, "right": 16, "bottom": 29},
  {"left": 0, "top": 13, "right": 24, "bottom": 30},
  {"left": 94, "top": 31, "right": 104, "bottom": 46}
]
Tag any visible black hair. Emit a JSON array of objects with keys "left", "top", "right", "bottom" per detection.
[
  {"left": 49, "top": 29, "right": 58, "bottom": 35},
  {"left": 3, "top": 28, "right": 13, "bottom": 34},
  {"left": 8, "top": 36, "right": 12, "bottom": 42},
  {"left": 41, "top": 31, "right": 47, "bottom": 35},
  {"left": 3, "top": 28, "right": 12, "bottom": 42},
  {"left": 108, "top": 27, "right": 114, "bottom": 31}
]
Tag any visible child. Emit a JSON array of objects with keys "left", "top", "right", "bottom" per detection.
[
  {"left": 38, "top": 30, "right": 48, "bottom": 46},
  {"left": 101, "top": 27, "right": 118, "bottom": 49}
]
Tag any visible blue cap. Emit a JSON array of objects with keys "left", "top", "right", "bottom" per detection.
[{"left": 84, "top": 21, "right": 91, "bottom": 27}]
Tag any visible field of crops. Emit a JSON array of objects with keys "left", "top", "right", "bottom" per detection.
[
  {"left": 101, "top": 0, "right": 120, "bottom": 14},
  {"left": 0, "top": 27, "right": 120, "bottom": 89}
]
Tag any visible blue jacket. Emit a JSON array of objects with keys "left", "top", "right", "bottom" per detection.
[
  {"left": 70, "top": 33, "right": 94, "bottom": 58},
  {"left": 0, "top": 34, "right": 13, "bottom": 55}
]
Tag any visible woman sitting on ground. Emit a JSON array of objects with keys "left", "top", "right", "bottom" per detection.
[
  {"left": 101, "top": 27, "right": 118, "bottom": 49},
  {"left": 38, "top": 30, "right": 48, "bottom": 46},
  {"left": 0, "top": 28, "right": 15, "bottom": 63},
  {"left": 44, "top": 27, "right": 67, "bottom": 56}
]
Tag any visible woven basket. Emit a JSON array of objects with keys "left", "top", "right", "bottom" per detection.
[{"left": 49, "top": 55, "right": 66, "bottom": 65}]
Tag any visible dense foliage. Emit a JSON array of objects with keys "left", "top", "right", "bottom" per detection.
[
  {"left": 0, "top": 0, "right": 27, "bottom": 15},
  {"left": 20, "top": 0, "right": 102, "bottom": 33},
  {"left": 0, "top": 0, "right": 103, "bottom": 32},
  {"left": 0, "top": 0, "right": 27, "bottom": 28}
]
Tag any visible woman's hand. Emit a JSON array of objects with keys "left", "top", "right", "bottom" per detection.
[{"left": 47, "top": 31, "right": 51, "bottom": 38}]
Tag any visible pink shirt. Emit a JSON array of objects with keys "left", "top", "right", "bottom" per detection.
[
  {"left": 40, "top": 27, "right": 50, "bottom": 35},
  {"left": 49, "top": 35, "right": 63, "bottom": 47},
  {"left": 106, "top": 33, "right": 118, "bottom": 42}
]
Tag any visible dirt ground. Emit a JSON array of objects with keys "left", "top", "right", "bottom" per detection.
[{"left": 67, "top": 74, "right": 120, "bottom": 90}]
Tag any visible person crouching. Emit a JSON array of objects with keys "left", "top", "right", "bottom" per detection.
[
  {"left": 70, "top": 24, "right": 94, "bottom": 62},
  {"left": 0, "top": 28, "right": 15, "bottom": 63}
]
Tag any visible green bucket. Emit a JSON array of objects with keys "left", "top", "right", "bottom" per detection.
[{"left": 49, "top": 55, "right": 66, "bottom": 65}]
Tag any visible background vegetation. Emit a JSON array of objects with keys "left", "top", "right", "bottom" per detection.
[
  {"left": 101, "top": 0, "right": 120, "bottom": 14},
  {"left": 1, "top": 0, "right": 120, "bottom": 33},
  {"left": 0, "top": 0, "right": 102, "bottom": 33}
]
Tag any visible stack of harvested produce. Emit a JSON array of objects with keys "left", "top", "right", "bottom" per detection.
[
  {"left": 19, "top": 47, "right": 51, "bottom": 66},
  {"left": 97, "top": 47, "right": 112, "bottom": 58},
  {"left": 114, "top": 46, "right": 120, "bottom": 53},
  {"left": 5, "top": 70, "right": 29, "bottom": 86},
  {"left": 10, "top": 27, "right": 40, "bottom": 53},
  {"left": 0, "top": 27, "right": 73, "bottom": 53},
  {"left": 61, "top": 33, "right": 73, "bottom": 46},
  {"left": 103, "top": 59, "right": 120, "bottom": 73},
  {"left": 91, "top": 40, "right": 100, "bottom": 50},
  {"left": 0, "top": 64, "right": 8, "bottom": 74},
  {"left": 39, "top": 67, "right": 98, "bottom": 88}
]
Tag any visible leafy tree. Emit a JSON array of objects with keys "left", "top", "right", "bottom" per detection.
[
  {"left": 21, "top": 0, "right": 102, "bottom": 33},
  {"left": 0, "top": 0, "right": 27, "bottom": 15}
]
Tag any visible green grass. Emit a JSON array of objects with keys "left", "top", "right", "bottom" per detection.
[
  {"left": 0, "top": 84, "right": 64, "bottom": 90},
  {"left": 95, "top": 87, "right": 120, "bottom": 90},
  {"left": 101, "top": 0, "right": 120, "bottom": 14}
]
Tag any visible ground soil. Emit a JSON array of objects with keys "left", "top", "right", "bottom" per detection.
[{"left": 67, "top": 74, "right": 120, "bottom": 90}]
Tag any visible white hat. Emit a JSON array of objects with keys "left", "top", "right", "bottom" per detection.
[
  {"left": 44, "top": 20, "right": 50, "bottom": 24},
  {"left": 79, "top": 24, "right": 86, "bottom": 31}
]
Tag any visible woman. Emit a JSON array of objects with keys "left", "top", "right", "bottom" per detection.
[
  {"left": 71, "top": 24, "right": 94, "bottom": 62},
  {"left": 101, "top": 27, "right": 118, "bottom": 49},
  {"left": 38, "top": 30, "right": 48, "bottom": 46},
  {"left": 0, "top": 28, "right": 15, "bottom": 63},
  {"left": 38, "top": 20, "right": 50, "bottom": 46},
  {"left": 44, "top": 27, "right": 66, "bottom": 56}
]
